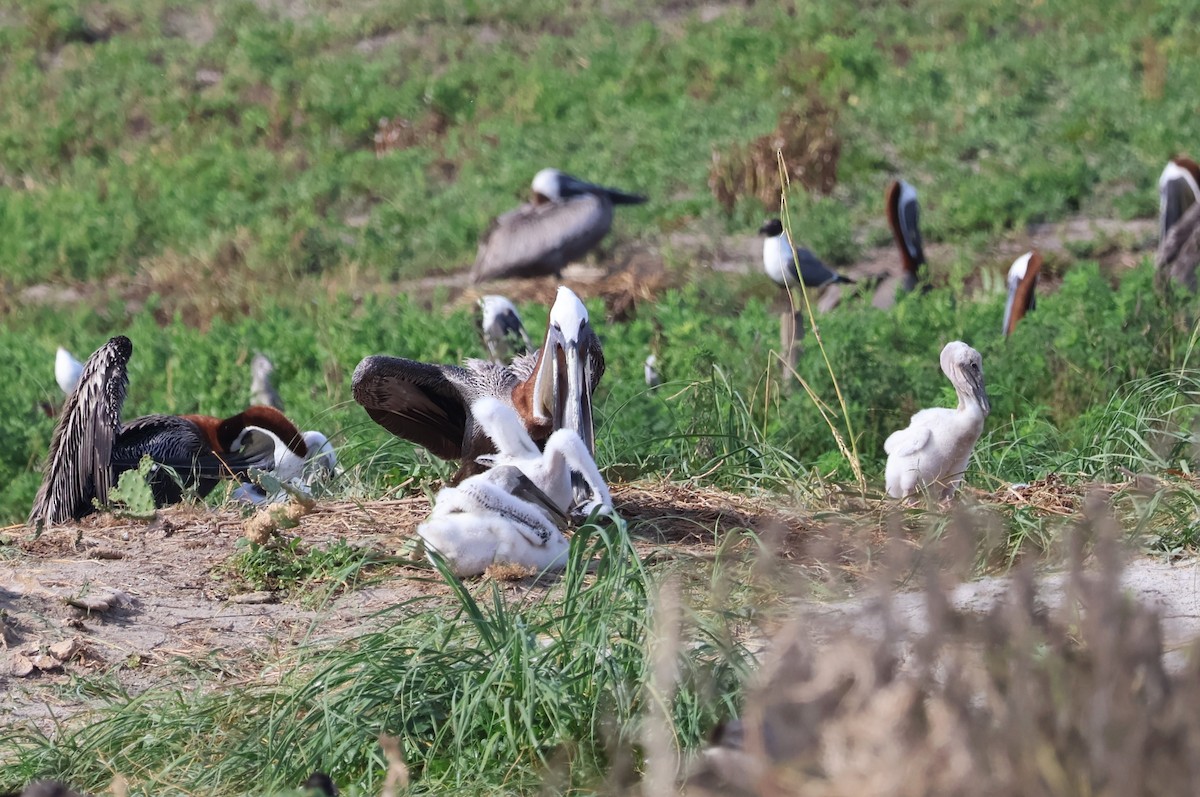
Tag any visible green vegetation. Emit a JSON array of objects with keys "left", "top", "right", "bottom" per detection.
[
  {"left": 3, "top": 522, "right": 751, "bottom": 794},
  {"left": 5, "top": 0, "right": 1200, "bottom": 793}
]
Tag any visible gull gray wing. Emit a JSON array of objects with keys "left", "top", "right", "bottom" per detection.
[
  {"left": 29, "top": 336, "right": 132, "bottom": 526},
  {"left": 352, "top": 355, "right": 473, "bottom": 460},
  {"left": 794, "top": 247, "right": 854, "bottom": 287},
  {"left": 471, "top": 194, "right": 613, "bottom": 282}
]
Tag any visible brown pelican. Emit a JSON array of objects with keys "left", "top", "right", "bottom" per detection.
[
  {"left": 884, "top": 341, "right": 989, "bottom": 500},
  {"left": 1002, "top": 250, "right": 1041, "bottom": 337},
  {"left": 352, "top": 286, "right": 604, "bottom": 482},
  {"left": 28, "top": 337, "right": 276, "bottom": 527},
  {"left": 250, "top": 352, "right": 284, "bottom": 410},
  {"left": 479, "top": 295, "right": 532, "bottom": 363},
  {"left": 470, "top": 168, "right": 647, "bottom": 282},
  {"left": 1157, "top": 157, "right": 1200, "bottom": 290},
  {"left": 418, "top": 396, "right": 612, "bottom": 577},
  {"left": 885, "top": 179, "right": 927, "bottom": 292},
  {"left": 757, "top": 219, "right": 855, "bottom": 289},
  {"left": 55, "top": 347, "right": 83, "bottom": 395}
]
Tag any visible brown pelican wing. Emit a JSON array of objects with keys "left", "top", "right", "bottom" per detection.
[
  {"left": 29, "top": 336, "right": 132, "bottom": 526},
  {"left": 471, "top": 194, "right": 613, "bottom": 282},
  {"left": 352, "top": 355, "right": 474, "bottom": 460}
]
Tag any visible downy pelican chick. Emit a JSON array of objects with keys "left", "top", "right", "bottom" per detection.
[
  {"left": 644, "top": 354, "right": 662, "bottom": 388},
  {"left": 353, "top": 286, "right": 604, "bottom": 482},
  {"left": 479, "top": 294, "right": 532, "bottom": 363},
  {"left": 884, "top": 341, "right": 990, "bottom": 500},
  {"left": 1002, "top": 250, "right": 1041, "bottom": 337},
  {"left": 29, "top": 337, "right": 276, "bottom": 526},
  {"left": 418, "top": 396, "right": 612, "bottom": 577},
  {"left": 471, "top": 168, "right": 647, "bottom": 282}
]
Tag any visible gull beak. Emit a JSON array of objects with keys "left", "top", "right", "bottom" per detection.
[{"left": 533, "top": 288, "right": 602, "bottom": 454}]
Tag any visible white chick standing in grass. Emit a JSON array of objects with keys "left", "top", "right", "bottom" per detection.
[{"left": 884, "top": 341, "right": 990, "bottom": 500}]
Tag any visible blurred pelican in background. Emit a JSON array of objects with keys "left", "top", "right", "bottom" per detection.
[
  {"left": 479, "top": 295, "right": 532, "bottom": 363},
  {"left": 471, "top": 168, "right": 647, "bottom": 282},
  {"left": 1002, "top": 250, "right": 1041, "bottom": 337},
  {"left": 1157, "top": 156, "right": 1200, "bottom": 291}
]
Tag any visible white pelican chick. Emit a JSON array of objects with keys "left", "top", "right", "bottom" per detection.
[
  {"left": 418, "top": 396, "right": 612, "bottom": 577},
  {"left": 884, "top": 341, "right": 990, "bottom": 500}
]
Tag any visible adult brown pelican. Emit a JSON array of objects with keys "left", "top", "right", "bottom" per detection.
[
  {"left": 353, "top": 287, "right": 604, "bottom": 482},
  {"left": 479, "top": 294, "right": 532, "bottom": 363},
  {"left": 28, "top": 337, "right": 277, "bottom": 527},
  {"left": 470, "top": 168, "right": 647, "bottom": 282},
  {"left": 1156, "top": 157, "right": 1200, "bottom": 290},
  {"left": 1002, "top": 250, "right": 1041, "bottom": 337},
  {"left": 884, "top": 341, "right": 989, "bottom": 500},
  {"left": 885, "top": 179, "right": 927, "bottom": 292}
]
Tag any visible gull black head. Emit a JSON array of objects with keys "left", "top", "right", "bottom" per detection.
[{"left": 758, "top": 218, "right": 784, "bottom": 237}]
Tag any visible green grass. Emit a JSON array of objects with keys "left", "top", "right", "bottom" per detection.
[
  {"left": 7, "top": 0, "right": 1200, "bottom": 792},
  {"left": 0, "top": 0, "right": 1196, "bottom": 286},
  {"left": 1, "top": 519, "right": 752, "bottom": 795}
]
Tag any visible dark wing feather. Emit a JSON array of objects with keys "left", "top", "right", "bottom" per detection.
[
  {"left": 352, "top": 355, "right": 472, "bottom": 460},
  {"left": 471, "top": 194, "right": 613, "bottom": 282},
  {"left": 29, "top": 336, "right": 132, "bottom": 526}
]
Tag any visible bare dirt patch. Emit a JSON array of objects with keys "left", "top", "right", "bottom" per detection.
[{"left": 0, "top": 484, "right": 810, "bottom": 731}]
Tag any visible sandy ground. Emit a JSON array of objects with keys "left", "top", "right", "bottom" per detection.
[{"left": 0, "top": 483, "right": 811, "bottom": 731}]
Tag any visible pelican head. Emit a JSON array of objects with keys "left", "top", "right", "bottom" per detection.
[
  {"left": 940, "top": 341, "right": 989, "bottom": 416},
  {"left": 479, "top": 294, "right": 531, "bottom": 362},
  {"left": 1002, "top": 250, "right": 1041, "bottom": 337},
  {"left": 531, "top": 168, "right": 567, "bottom": 203},
  {"left": 532, "top": 287, "right": 602, "bottom": 454},
  {"left": 1159, "top": 157, "right": 1200, "bottom": 241}
]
